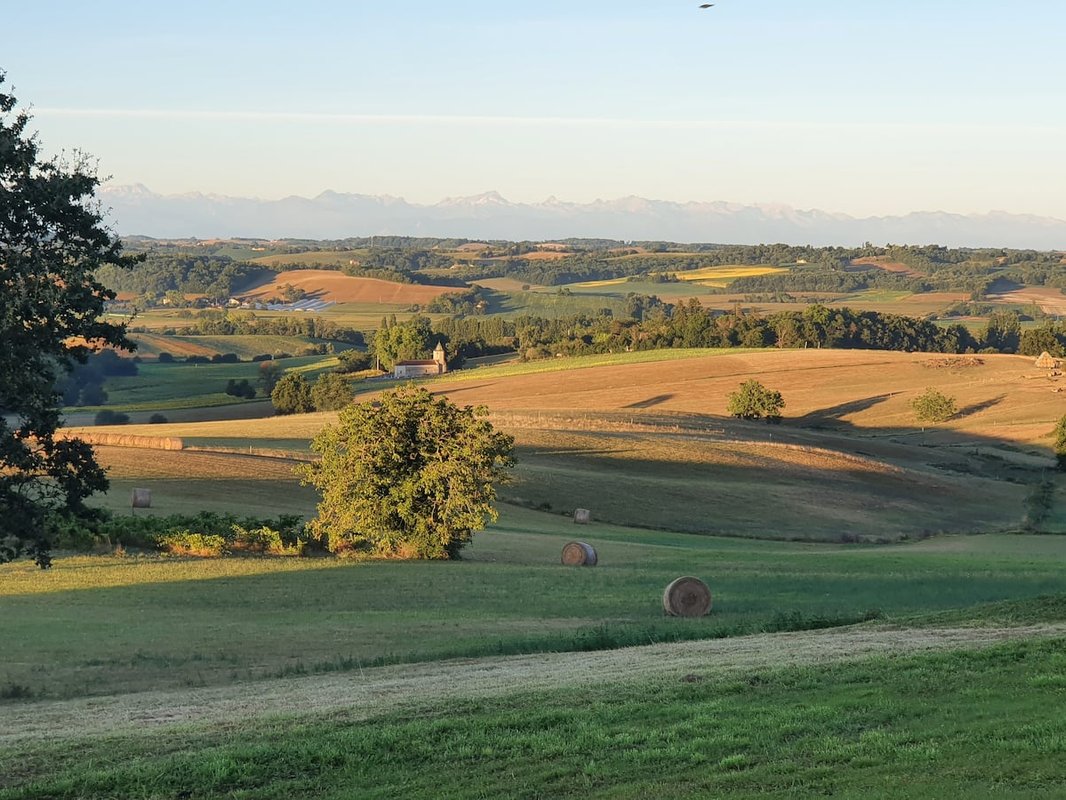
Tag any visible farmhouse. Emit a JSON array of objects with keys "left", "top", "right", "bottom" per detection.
[{"left": 393, "top": 342, "right": 448, "bottom": 379}]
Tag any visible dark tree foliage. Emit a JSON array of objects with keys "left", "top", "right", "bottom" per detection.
[
  {"left": 95, "top": 253, "right": 262, "bottom": 302},
  {"left": 310, "top": 373, "right": 353, "bottom": 411},
  {"left": 727, "top": 380, "right": 785, "bottom": 422},
  {"left": 224, "top": 379, "right": 256, "bottom": 399},
  {"left": 138, "top": 310, "right": 363, "bottom": 345},
  {"left": 0, "top": 73, "right": 140, "bottom": 567},
  {"left": 1054, "top": 416, "right": 1066, "bottom": 472},
  {"left": 55, "top": 349, "right": 137, "bottom": 407},
  {"left": 270, "top": 373, "right": 314, "bottom": 415}
]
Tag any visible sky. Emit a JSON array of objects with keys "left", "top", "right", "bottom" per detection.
[{"left": 3, "top": 0, "right": 1065, "bottom": 218}]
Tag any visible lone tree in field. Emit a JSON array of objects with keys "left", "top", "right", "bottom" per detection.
[
  {"left": 727, "top": 380, "right": 785, "bottom": 423},
  {"left": 0, "top": 72, "right": 139, "bottom": 567},
  {"left": 271, "top": 372, "right": 314, "bottom": 415},
  {"left": 310, "top": 372, "right": 354, "bottom": 411},
  {"left": 911, "top": 388, "right": 956, "bottom": 423},
  {"left": 300, "top": 386, "right": 515, "bottom": 559}
]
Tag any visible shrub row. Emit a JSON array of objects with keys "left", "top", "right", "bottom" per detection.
[{"left": 54, "top": 511, "right": 318, "bottom": 558}]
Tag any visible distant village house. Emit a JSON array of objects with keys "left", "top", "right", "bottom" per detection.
[{"left": 393, "top": 342, "right": 448, "bottom": 379}]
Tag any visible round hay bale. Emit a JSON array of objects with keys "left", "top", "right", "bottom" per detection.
[
  {"left": 561, "top": 541, "right": 598, "bottom": 567},
  {"left": 131, "top": 488, "right": 152, "bottom": 509},
  {"left": 573, "top": 508, "right": 591, "bottom": 524},
  {"left": 662, "top": 576, "right": 712, "bottom": 617}
]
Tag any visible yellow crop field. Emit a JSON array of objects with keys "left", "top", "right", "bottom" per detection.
[{"left": 672, "top": 265, "right": 787, "bottom": 283}]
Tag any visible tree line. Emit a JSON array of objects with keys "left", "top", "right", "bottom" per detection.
[
  {"left": 367, "top": 301, "right": 1031, "bottom": 370},
  {"left": 101, "top": 241, "right": 1066, "bottom": 304},
  {"left": 131, "top": 311, "right": 365, "bottom": 345}
]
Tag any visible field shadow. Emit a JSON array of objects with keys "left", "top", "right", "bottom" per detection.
[
  {"left": 795, "top": 393, "right": 898, "bottom": 427},
  {"left": 624, "top": 394, "right": 675, "bottom": 409},
  {"left": 431, "top": 384, "right": 494, "bottom": 397},
  {"left": 954, "top": 395, "right": 1006, "bottom": 420}
]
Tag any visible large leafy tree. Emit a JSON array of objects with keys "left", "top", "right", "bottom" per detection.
[
  {"left": 300, "top": 387, "right": 515, "bottom": 559},
  {"left": 910, "top": 388, "right": 956, "bottom": 424},
  {"left": 1, "top": 72, "right": 139, "bottom": 567},
  {"left": 372, "top": 314, "right": 434, "bottom": 370},
  {"left": 310, "top": 372, "right": 353, "bottom": 411},
  {"left": 270, "top": 372, "right": 314, "bottom": 415},
  {"left": 726, "top": 380, "right": 784, "bottom": 423}
]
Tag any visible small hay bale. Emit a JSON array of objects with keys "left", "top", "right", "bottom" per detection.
[
  {"left": 662, "top": 576, "right": 712, "bottom": 617},
  {"left": 573, "top": 508, "right": 592, "bottom": 524},
  {"left": 561, "top": 541, "right": 598, "bottom": 567},
  {"left": 131, "top": 488, "right": 152, "bottom": 509}
]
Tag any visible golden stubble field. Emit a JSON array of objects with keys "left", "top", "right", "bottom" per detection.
[
  {"left": 79, "top": 349, "right": 1066, "bottom": 538},
  {"left": 238, "top": 269, "right": 455, "bottom": 305},
  {"left": 436, "top": 349, "right": 1064, "bottom": 447}
]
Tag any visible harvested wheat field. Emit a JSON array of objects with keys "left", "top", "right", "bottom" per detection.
[
  {"left": 238, "top": 270, "right": 455, "bottom": 305},
  {"left": 433, "top": 349, "right": 1064, "bottom": 447},
  {"left": 987, "top": 285, "right": 1066, "bottom": 315},
  {"left": 92, "top": 446, "right": 317, "bottom": 517},
  {"left": 850, "top": 256, "right": 925, "bottom": 278},
  {"left": 74, "top": 348, "right": 1066, "bottom": 537},
  {"left": 503, "top": 426, "right": 1027, "bottom": 538}
]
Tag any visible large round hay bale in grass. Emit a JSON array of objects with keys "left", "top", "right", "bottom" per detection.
[
  {"left": 130, "top": 488, "right": 152, "bottom": 509},
  {"left": 663, "top": 576, "right": 712, "bottom": 617},
  {"left": 561, "top": 541, "right": 597, "bottom": 566}
]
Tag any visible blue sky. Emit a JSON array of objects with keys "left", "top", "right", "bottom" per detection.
[{"left": 3, "top": 1, "right": 1064, "bottom": 217}]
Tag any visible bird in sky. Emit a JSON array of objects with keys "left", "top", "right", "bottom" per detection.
[{"left": 699, "top": 3, "right": 715, "bottom": 7}]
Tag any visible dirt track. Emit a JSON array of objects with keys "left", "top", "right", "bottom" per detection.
[{"left": 3, "top": 623, "right": 1063, "bottom": 744}]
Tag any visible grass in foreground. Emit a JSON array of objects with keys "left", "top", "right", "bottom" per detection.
[
  {"left": 2, "top": 504, "right": 1065, "bottom": 700},
  {"left": 3, "top": 636, "right": 1064, "bottom": 798}
]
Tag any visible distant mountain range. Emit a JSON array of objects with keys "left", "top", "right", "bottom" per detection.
[{"left": 100, "top": 184, "right": 1066, "bottom": 249}]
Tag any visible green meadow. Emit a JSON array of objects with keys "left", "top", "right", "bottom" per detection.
[
  {"left": 72, "top": 355, "right": 338, "bottom": 413},
  {"left": 2, "top": 506, "right": 1065, "bottom": 701},
  {"left": 5, "top": 637, "right": 1064, "bottom": 799}
]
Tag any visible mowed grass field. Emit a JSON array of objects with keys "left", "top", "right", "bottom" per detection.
[
  {"left": 69, "top": 354, "right": 338, "bottom": 413},
  {"left": 2, "top": 528, "right": 1065, "bottom": 798},
  {"left": 3, "top": 510, "right": 1066, "bottom": 701},
  {"left": 10, "top": 348, "right": 1066, "bottom": 797},
  {"left": 128, "top": 332, "right": 346, "bottom": 360}
]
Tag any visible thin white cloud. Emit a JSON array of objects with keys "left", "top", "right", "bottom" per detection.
[{"left": 30, "top": 107, "right": 1061, "bottom": 134}]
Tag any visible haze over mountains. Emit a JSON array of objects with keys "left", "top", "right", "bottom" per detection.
[{"left": 101, "top": 185, "right": 1066, "bottom": 249}]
